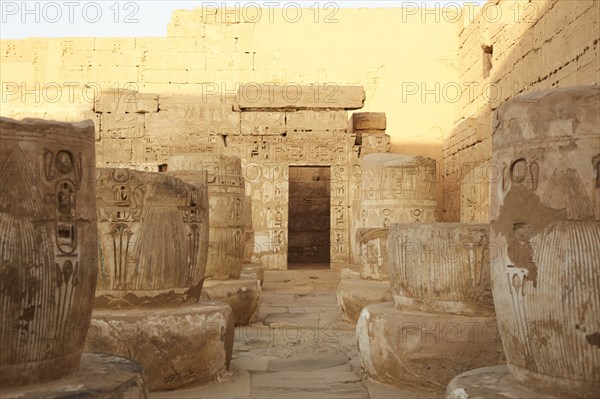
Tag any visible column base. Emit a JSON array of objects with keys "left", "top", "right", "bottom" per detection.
[
  {"left": 0, "top": 353, "right": 147, "bottom": 398},
  {"left": 336, "top": 278, "right": 392, "bottom": 323},
  {"left": 202, "top": 278, "right": 262, "bottom": 325},
  {"left": 85, "top": 301, "right": 234, "bottom": 392},
  {"left": 356, "top": 302, "right": 504, "bottom": 393}
]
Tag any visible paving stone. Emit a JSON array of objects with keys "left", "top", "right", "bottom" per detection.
[
  {"left": 251, "top": 367, "right": 367, "bottom": 398},
  {"left": 365, "top": 380, "right": 437, "bottom": 399},
  {"left": 267, "top": 354, "right": 350, "bottom": 372},
  {"left": 263, "top": 312, "right": 320, "bottom": 327},
  {"left": 231, "top": 356, "right": 277, "bottom": 372}
]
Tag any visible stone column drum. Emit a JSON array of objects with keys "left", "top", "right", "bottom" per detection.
[
  {"left": 356, "top": 223, "right": 503, "bottom": 393},
  {"left": 86, "top": 168, "right": 234, "bottom": 392},
  {"left": 169, "top": 154, "right": 245, "bottom": 279},
  {"left": 169, "top": 155, "right": 261, "bottom": 326},
  {"left": 0, "top": 118, "right": 148, "bottom": 398},
  {"left": 0, "top": 118, "right": 98, "bottom": 386},
  {"left": 388, "top": 223, "right": 494, "bottom": 317},
  {"left": 488, "top": 86, "right": 600, "bottom": 398},
  {"left": 339, "top": 153, "right": 437, "bottom": 323},
  {"left": 94, "top": 169, "right": 209, "bottom": 306},
  {"left": 359, "top": 153, "right": 437, "bottom": 228}
]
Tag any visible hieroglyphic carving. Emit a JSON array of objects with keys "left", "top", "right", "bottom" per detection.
[
  {"left": 359, "top": 153, "right": 437, "bottom": 231},
  {"left": 388, "top": 223, "right": 493, "bottom": 317},
  {"left": 169, "top": 155, "right": 245, "bottom": 279},
  {"left": 491, "top": 86, "right": 600, "bottom": 397},
  {"left": 96, "top": 169, "right": 208, "bottom": 304},
  {"left": 356, "top": 228, "right": 388, "bottom": 281},
  {"left": 0, "top": 117, "right": 97, "bottom": 386}
]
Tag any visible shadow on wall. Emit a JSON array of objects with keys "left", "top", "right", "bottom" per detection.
[{"left": 442, "top": 0, "right": 599, "bottom": 222}]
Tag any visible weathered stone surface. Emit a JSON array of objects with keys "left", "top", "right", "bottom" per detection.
[
  {"left": 359, "top": 153, "right": 437, "bottom": 228},
  {"left": 95, "top": 168, "right": 209, "bottom": 308},
  {"left": 267, "top": 354, "right": 351, "bottom": 372},
  {"left": 460, "top": 162, "right": 490, "bottom": 223},
  {"left": 445, "top": 366, "right": 557, "bottom": 399},
  {"left": 241, "top": 264, "right": 264, "bottom": 286},
  {"left": 490, "top": 86, "right": 600, "bottom": 398},
  {"left": 95, "top": 89, "right": 158, "bottom": 114},
  {"left": 286, "top": 110, "right": 349, "bottom": 132},
  {"left": 351, "top": 112, "right": 387, "bottom": 131},
  {"left": 356, "top": 302, "right": 504, "bottom": 393},
  {"left": 85, "top": 302, "right": 234, "bottom": 392},
  {"left": 201, "top": 279, "right": 261, "bottom": 326},
  {"left": 356, "top": 228, "right": 388, "bottom": 281},
  {"left": 237, "top": 84, "right": 366, "bottom": 110},
  {"left": 169, "top": 155, "right": 245, "bottom": 279},
  {"left": 0, "top": 353, "right": 148, "bottom": 399},
  {"left": 240, "top": 111, "right": 286, "bottom": 135},
  {"left": 0, "top": 117, "right": 98, "bottom": 386},
  {"left": 336, "top": 279, "right": 391, "bottom": 323},
  {"left": 388, "top": 223, "right": 494, "bottom": 317},
  {"left": 359, "top": 134, "right": 391, "bottom": 157},
  {"left": 251, "top": 367, "right": 364, "bottom": 398},
  {"left": 263, "top": 311, "right": 320, "bottom": 327}
]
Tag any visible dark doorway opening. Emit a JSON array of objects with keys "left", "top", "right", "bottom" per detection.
[{"left": 288, "top": 166, "right": 331, "bottom": 270}]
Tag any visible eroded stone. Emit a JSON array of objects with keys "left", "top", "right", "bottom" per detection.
[
  {"left": 201, "top": 279, "right": 262, "bottom": 325},
  {"left": 336, "top": 279, "right": 392, "bottom": 323},
  {"left": 387, "top": 223, "right": 494, "bottom": 317},
  {"left": 85, "top": 301, "right": 234, "bottom": 392},
  {"left": 356, "top": 302, "right": 503, "bottom": 393},
  {"left": 95, "top": 168, "right": 209, "bottom": 308},
  {"left": 490, "top": 86, "right": 600, "bottom": 398},
  {"left": 0, "top": 117, "right": 98, "bottom": 387},
  {"left": 0, "top": 353, "right": 148, "bottom": 399},
  {"left": 169, "top": 154, "right": 245, "bottom": 279}
]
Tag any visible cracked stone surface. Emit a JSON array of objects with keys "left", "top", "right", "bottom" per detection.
[
  {"left": 85, "top": 301, "right": 234, "bottom": 392},
  {"left": 150, "top": 270, "right": 441, "bottom": 398}
]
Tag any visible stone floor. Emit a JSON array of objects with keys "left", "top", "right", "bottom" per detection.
[{"left": 151, "top": 270, "right": 438, "bottom": 399}]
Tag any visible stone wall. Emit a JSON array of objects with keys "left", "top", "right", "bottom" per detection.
[
  {"left": 78, "top": 87, "right": 374, "bottom": 270},
  {"left": 442, "top": 0, "right": 600, "bottom": 221},
  {"left": 0, "top": 6, "right": 459, "bottom": 177}
]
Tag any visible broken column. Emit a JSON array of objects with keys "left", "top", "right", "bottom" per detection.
[
  {"left": 0, "top": 118, "right": 147, "bottom": 398},
  {"left": 169, "top": 154, "right": 261, "bottom": 326},
  {"left": 85, "top": 168, "right": 233, "bottom": 392},
  {"left": 447, "top": 87, "right": 600, "bottom": 398},
  {"left": 357, "top": 223, "right": 504, "bottom": 393},
  {"left": 338, "top": 152, "right": 437, "bottom": 323}
]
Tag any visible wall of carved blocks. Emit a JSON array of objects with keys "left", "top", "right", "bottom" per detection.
[{"left": 93, "top": 90, "right": 389, "bottom": 270}]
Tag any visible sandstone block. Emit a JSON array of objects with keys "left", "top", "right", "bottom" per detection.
[
  {"left": 95, "top": 89, "right": 158, "bottom": 114},
  {"left": 201, "top": 278, "right": 262, "bottom": 325},
  {"left": 336, "top": 279, "right": 391, "bottom": 323},
  {"left": 237, "top": 84, "right": 366, "bottom": 110},
  {"left": 0, "top": 354, "right": 148, "bottom": 399},
  {"left": 356, "top": 303, "right": 503, "bottom": 393},
  {"left": 85, "top": 302, "right": 234, "bottom": 392},
  {"left": 351, "top": 112, "right": 387, "bottom": 131}
]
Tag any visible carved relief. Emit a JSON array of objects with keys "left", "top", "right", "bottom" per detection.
[
  {"left": 388, "top": 223, "right": 493, "bottom": 317},
  {"left": 0, "top": 118, "right": 97, "bottom": 386},
  {"left": 96, "top": 169, "right": 208, "bottom": 305},
  {"left": 491, "top": 86, "right": 600, "bottom": 397},
  {"left": 356, "top": 228, "right": 389, "bottom": 281},
  {"left": 169, "top": 155, "right": 245, "bottom": 279}
]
